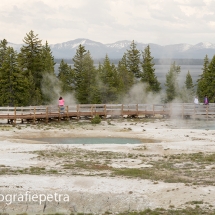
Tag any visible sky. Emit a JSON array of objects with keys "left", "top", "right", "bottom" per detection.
[{"left": 0, "top": 0, "right": 215, "bottom": 45}]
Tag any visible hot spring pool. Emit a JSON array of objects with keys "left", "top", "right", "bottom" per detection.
[{"left": 30, "top": 137, "right": 160, "bottom": 144}]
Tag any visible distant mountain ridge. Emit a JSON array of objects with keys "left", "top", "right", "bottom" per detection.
[{"left": 8, "top": 38, "right": 215, "bottom": 59}]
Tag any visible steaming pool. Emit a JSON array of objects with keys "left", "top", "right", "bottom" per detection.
[
  {"left": 29, "top": 137, "right": 160, "bottom": 144},
  {"left": 170, "top": 120, "right": 215, "bottom": 130}
]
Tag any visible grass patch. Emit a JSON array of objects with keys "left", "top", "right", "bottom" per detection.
[
  {"left": 112, "top": 168, "right": 191, "bottom": 183},
  {"left": 6, "top": 147, "right": 215, "bottom": 185},
  {"left": 169, "top": 152, "right": 215, "bottom": 163},
  {"left": 0, "top": 125, "right": 12, "bottom": 131},
  {"left": 186, "top": 200, "right": 204, "bottom": 205},
  {"left": 32, "top": 148, "right": 215, "bottom": 185},
  {"left": 0, "top": 166, "right": 58, "bottom": 176},
  {"left": 62, "top": 160, "right": 111, "bottom": 171},
  {"left": 117, "top": 207, "right": 215, "bottom": 215}
]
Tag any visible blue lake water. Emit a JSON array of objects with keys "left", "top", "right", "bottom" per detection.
[
  {"left": 55, "top": 64, "right": 202, "bottom": 88},
  {"left": 154, "top": 65, "right": 202, "bottom": 88}
]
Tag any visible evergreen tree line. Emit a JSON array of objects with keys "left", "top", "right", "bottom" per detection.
[{"left": 0, "top": 30, "right": 215, "bottom": 106}]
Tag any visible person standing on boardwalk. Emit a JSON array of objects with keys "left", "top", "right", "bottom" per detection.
[
  {"left": 194, "top": 96, "right": 199, "bottom": 109},
  {"left": 194, "top": 96, "right": 199, "bottom": 105},
  {"left": 58, "top": 96, "right": 65, "bottom": 113},
  {"left": 204, "top": 95, "right": 209, "bottom": 105}
]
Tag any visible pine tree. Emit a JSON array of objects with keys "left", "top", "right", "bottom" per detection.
[
  {"left": 41, "top": 41, "right": 55, "bottom": 74},
  {"left": 99, "top": 55, "right": 119, "bottom": 103},
  {"left": 18, "top": 30, "right": 43, "bottom": 105},
  {"left": 40, "top": 41, "right": 58, "bottom": 104},
  {"left": 0, "top": 47, "right": 29, "bottom": 106},
  {"left": 117, "top": 53, "right": 134, "bottom": 98},
  {"left": 75, "top": 52, "right": 101, "bottom": 104},
  {"left": 57, "top": 59, "right": 74, "bottom": 94},
  {"left": 185, "top": 71, "right": 194, "bottom": 90},
  {"left": 126, "top": 40, "right": 141, "bottom": 79},
  {"left": 203, "top": 55, "right": 215, "bottom": 102},
  {"left": 196, "top": 55, "right": 210, "bottom": 102},
  {"left": 165, "top": 62, "right": 181, "bottom": 102},
  {"left": 73, "top": 44, "right": 87, "bottom": 95},
  {"left": 180, "top": 71, "right": 195, "bottom": 102},
  {"left": 0, "top": 39, "right": 8, "bottom": 67},
  {"left": 141, "top": 45, "right": 161, "bottom": 93}
]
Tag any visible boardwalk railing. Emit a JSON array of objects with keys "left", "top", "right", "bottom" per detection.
[{"left": 0, "top": 103, "right": 214, "bottom": 124}]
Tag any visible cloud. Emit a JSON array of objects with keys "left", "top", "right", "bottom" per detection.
[{"left": 0, "top": 0, "right": 215, "bottom": 45}]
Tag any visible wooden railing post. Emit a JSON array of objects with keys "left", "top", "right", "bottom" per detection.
[
  {"left": 136, "top": 104, "right": 138, "bottom": 117},
  {"left": 104, "top": 104, "right": 107, "bottom": 119},
  {"left": 163, "top": 104, "right": 164, "bottom": 117},
  {"left": 21, "top": 106, "right": 24, "bottom": 124},
  {"left": 91, "top": 104, "right": 93, "bottom": 118},
  {"left": 182, "top": 103, "right": 184, "bottom": 118},
  {"left": 153, "top": 104, "right": 154, "bottom": 118},
  {"left": 194, "top": 104, "right": 196, "bottom": 120},
  {"left": 46, "top": 106, "right": 48, "bottom": 123},
  {"left": 14, "top": 107, "right": 16, "bottom": 125},
  {"left": 58, "top": 105, "right": 61, "bottom": 121},
  {"left": 77, "top": 104, "right": 80, "bottom": 120},
  {"left": 163, "top": 104, "right": 166, "bottom": 118},
  {"left": 33, "top": 107, "right": 36, "bottom": 124},
  {"left": 66, "top": 106, "right": 69, "bottom": 120}
]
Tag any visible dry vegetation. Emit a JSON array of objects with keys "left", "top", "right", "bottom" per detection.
[
  {"left": 2, "top": 145, "right": 215, "bottom": 187},
  {"left": 1, "top": 118, "right": 215, "bottom": 214}
]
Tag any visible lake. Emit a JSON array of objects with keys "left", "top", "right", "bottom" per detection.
[
  {"left": 154, "top": 65, "right": 202, "bottom": 87},
  {"left": 55, "top": 64, "right": 203, "bottom": 87}
]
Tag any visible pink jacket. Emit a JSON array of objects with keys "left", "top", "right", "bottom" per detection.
[{"left": 59, "top": 99, "right": 64, "bottom": 106}]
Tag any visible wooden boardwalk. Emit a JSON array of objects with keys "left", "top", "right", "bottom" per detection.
[{"left": 0, "top": 103, "right": 214, "bottom": 124}]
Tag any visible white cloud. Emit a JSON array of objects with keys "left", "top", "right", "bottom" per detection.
[{"left": 0, "top": 0, "right": 215, "bottom": 45}]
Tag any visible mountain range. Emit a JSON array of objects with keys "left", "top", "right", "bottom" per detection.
[{"left": 8, "top": 38, "right": 215, "bottom": 59}]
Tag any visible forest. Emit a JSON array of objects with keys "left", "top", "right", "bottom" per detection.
[{"left": 0, "top": 30, "right": 215, "bottom": 107}]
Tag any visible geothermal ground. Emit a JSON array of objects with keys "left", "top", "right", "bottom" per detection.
[{"left": 0, "top": 118, "right": 215, "bottom": 214}]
